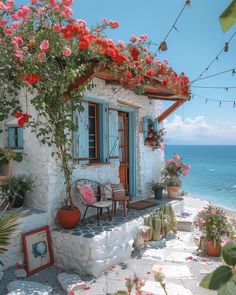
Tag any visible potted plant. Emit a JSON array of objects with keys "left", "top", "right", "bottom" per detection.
[
  {"left": 144, "top": 127, "right": 166, "bottom": 150},
  {"left": 162, "top": 154, "right": 190, "bottom": 199},
  {"left": 195, "top": 205, "right": 231, "bottom": 257},
  {"left": 0, "top": 148, "right": 23, "bottom": 185},
  {"left": 151, "top": 182, "right": 165, "bottom": 199},
  {"left": 165, "top": 176, "right": 182, "bottom": 199},
  {"left": 1, "top": 174, "right": 34, "bottom": 208}
]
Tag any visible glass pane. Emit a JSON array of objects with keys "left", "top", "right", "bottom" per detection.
[
  {"left": 89, "top": 118, "right": 95, "bottom": 134},
  {"left": 89, "top": 105, "right": 95, "bottom": 117},
  {"left": 119, "top": 130, "right": 124, "bottom": 146},
  {"left": 119, "top": 147, "right": 124, "bottom": 162},
  {"left": 89, "top": 135, "right": 95, "bottom": 147},
  {"left": 118, "top": 115, "right": 124, "bottom": 130},
  {"left": 89, "top": 147, "right": 96, "bottom": 158}
]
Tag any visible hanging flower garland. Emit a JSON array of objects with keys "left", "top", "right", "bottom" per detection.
[{"left": 144, "top": 126, "right": 165, "bottom": 150}]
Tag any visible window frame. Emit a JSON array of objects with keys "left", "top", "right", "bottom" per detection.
[
  {"left": 88, "top": 102, "right": 99, "bottom": 162},
  {"left": 8, "top": 126, "right": 23, "bottom": 150}
]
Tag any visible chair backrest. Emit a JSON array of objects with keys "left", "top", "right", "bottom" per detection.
[{"left": 76, "top": 179, "right": 112, "bottom": 205}]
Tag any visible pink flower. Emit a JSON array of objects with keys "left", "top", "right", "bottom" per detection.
[
  {"left": 39, "top": 39, "right": 49, "bottom": 51},
  {"left": 62, "top": 0, "right": 74, "bottom": 6},
  {"left": 14, "top": 49, "right": 24, "bottom": 61},
  {"left": 31, "top": 0, "right": 38, "bottom": 4},
  {"left": 109, "top": 20, "right": 119, "bottom": 29},
  {"left": 38, "top": 52, "right": 46, "bottom": 61},
  {"left": 12, "top": 21, "right": 20, "bottom": 30},
  {"left": 0, "top": 18, "right": 7, "bottom": 27},
  {"left": 53, "top": 24, "right": 61, "bottom": 32},
  {"left": 182, "top": 170, "right": 189, "bottom": 176},
  {"left": 130, "top": 34, "right": 138, "bottom": 43},
  {"left": 140, "top": 34, "right": 148, "bottom": 41},
  {"left": 4, "top": 26, "right": 13, "bottom": 35},
  {"left": 159, "top": 145, "right": 165, "bottom": 151},
  {"left": 11, "top": 13, "right": 19, "bottom": 21},
  {"left": 6, "top": 0, "right": 14, "bottom": 6},
  {"left": 186, "top": 164, "right": 191, "bottom": 170},
  {"left": 175, "top": 162, "right": 181, "bottom": 168},
  {"left": 0, "top": 3, "right": 7, "bottom": 10},
  {"left": 174, "top": 155, "right": 180, "bottom": 161},
  {"left": 60, "top": 5, "right": 73, "bottom": 19},
  {"left": 63, "top": 47, "right": 72, "bottom": 57},
  {"left": 102, "top": 17, "right": 107, "bottom": 22},
  {"left": 146, "top": 69, "right": 155, "bottom": 76}
]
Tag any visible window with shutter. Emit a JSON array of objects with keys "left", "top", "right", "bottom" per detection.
[
  {"left": 108, "top": 109, "right": 119, "bottom": 159},
  {"left": 8, "top": 127, "right": 23, "bottom": 149},
  {"left": 143, "top": 116, "right": 154, "bottom": 140}
]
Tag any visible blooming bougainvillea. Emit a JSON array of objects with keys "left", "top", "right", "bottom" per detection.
[{"left": 0, "top": 0, "right": 190, "bottom": 209}]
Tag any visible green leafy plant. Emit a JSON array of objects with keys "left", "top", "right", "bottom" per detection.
[
  {"left": 195, "top": 205, "right": 231, "bottom": 244},
  {"left": 0, "top": 148, "right": 23, "bottom": 164},
  {"left": 1, "top": 174, "right": 34, "bottom": 208},
  {"left": 165, "top": 175, "right": 182, "bottom": 187},
  {"left": 151, "top": 181, "right": 165, "bottom": 191},
  {"left": 144, "top": 127, "right": 165, "bottom": 150},
  {"left": 200, "top": 241, "right": 236, "bottom": 294},
  {"left": 0, "top": 204, "right": 26, "bottom": 265}
]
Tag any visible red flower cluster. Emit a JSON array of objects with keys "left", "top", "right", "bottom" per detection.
[
  {"left": 22, "top": 73, "right": 41, "bottom": 85},
  {"left": 15, "top": 112, "right": 31, "bottom": 127}
]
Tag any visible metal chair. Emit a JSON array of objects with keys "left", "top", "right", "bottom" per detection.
[{"left": 76, "top": 179, "right": 112, "bottom": 226}]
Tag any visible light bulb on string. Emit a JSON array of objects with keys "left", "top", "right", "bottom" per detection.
[
  {"left": 219, "top": 101, "right": 222, "bottom": 107},
  {"left": 174, "top": 26, "right": 179, "bottom": 32},
  {"left": 216, "top": 56, "right": 219, "bottom": 61},
  {"left": 232, "top": 69, "right": 235, "bottom": 76},
  {"left": 234, "top": 102, "right": 236, "bottom": 108},
  {"left": 186, "top": 0, "right": 191, "bottom": 6},
  {"left": 225, "top": 87, "right": 229, "bottom": 91},
  {"left": 205, "top": 99, "right": 208, "bottom": 104},
  {"left": 224, "top": 42, "right": 229, "bottom": 52}
]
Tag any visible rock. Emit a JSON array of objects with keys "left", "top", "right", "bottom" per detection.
[
  {"left": 58, "top": 272, "right": 86, "bottom": 293},
  {"left": 14, "top": 268, "right": 27, "bottom": 278},
  {"left": 7, "top": 280, "right": 53, "bottom": 295}
]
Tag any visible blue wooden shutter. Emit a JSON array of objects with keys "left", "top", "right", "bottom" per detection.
[
  {"left": 143, "top": 116, "right": 154, "bottom": 139},
  {"left": 17, "top": 128, "right": 23, "bottom": 148},
  {"left": 154, "top": 118, "right": 159, "bottom": 131},
  {"left": 8, "top": 128, "right": 16, "bottom": 148},
  {"left": 76, "top": 102, "right": 89, "bottom": 164},
  {"left": 108, "top": 109, "right": 119, "bottom": 159}
]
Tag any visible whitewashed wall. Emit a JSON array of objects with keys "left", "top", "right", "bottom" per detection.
[{"left": 1, "top": 78, "right": 165, "bottom": 223}]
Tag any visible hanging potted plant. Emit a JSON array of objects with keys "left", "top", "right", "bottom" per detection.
[
  {"left": 195, "top": 205, "right": 231, "bottom": 257},
  {"left": 162, "top": 154, "right": 190, "bottom": 199},
  {"left": 144, "top": 126, "right": 165, "bottom": 151}
]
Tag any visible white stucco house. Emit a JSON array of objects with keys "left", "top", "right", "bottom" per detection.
[{"left": 0, "top": 74, "right": 189, "bottom": 273}]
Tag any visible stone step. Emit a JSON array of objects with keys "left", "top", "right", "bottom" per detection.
[{"left": 176, "top": 207, "right": 198, "bottom": 232}]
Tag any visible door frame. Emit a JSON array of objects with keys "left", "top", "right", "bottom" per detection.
[{"left": 117, "top": 105, "right": 137, "bottom": 198}]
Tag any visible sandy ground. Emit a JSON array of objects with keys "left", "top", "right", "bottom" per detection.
[{"left": 0, "top": 196, "right": 235, "bottom": 295}]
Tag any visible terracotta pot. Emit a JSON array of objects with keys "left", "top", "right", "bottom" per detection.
[
  {"left": 206, "top": 239, "right": 221, "bottom": 257},
  {"left": 57, "top": 208, "right": 81, "bottom": 229},
  {"left": 167, "top": 186, "right": 179, "bottom": 199}
]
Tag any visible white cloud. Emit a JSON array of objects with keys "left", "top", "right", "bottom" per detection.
[{"left": 164, "top": 115, "right": 236, "bottom": 145}]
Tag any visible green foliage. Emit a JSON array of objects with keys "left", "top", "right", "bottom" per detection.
[
  {"left": 0, "top": 206, "right": 27, "bottom": 265},
  {"left": 151, "top": 182, "right": 165, "bottom": 191},
  {"left": 1, "top": 174, "right": 34, "bottom": 207},
  {"left": 165, "top": 175, "right": 182, "bottom": 187},
  {"left": 222, "top": 241, "right": 236, "bottom": 266},
  {"left": 200, "top": 242, "right": 236, "bottom": 295},
  {"left": 0, "top": 148, "right": 23, "bottom": 164}
]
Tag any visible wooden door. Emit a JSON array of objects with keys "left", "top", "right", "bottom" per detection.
[{"left": 118, "top": 112, "right": 129, "bottom": 192}]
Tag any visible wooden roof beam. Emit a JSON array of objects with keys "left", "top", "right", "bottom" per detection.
[{"left": 158, "top": 99, "right": 186, "bottom": 123}]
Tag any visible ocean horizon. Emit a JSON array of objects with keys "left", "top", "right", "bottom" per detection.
[{"left": 165, "top": 145, "right": 236, "bottom": 210}]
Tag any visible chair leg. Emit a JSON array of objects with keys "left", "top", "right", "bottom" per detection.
[
  {"left": 124, "top": 200, "right": 127, "bottom": 217},
  {"left": 100, "top": 208, "right": 103, "bottom": 216},
  {"left": 107, "top": 206, "right": 112, "bottom": 221},
  {"left": 81, "top": 206, "right": 89, "bottom": 222},
  {"left": 113, "top": 201, "right": 117, "bottom": 215},
  {"left": 97, "top": 208, "right": 100, "bottom": 226}
]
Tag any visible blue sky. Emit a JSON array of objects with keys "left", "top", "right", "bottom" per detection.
[{"left": 16, "top": 0, "right": 236, "bottom": 144}]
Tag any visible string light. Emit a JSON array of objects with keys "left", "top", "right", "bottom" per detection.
[
  {"left": 193, "top": 93, "right": 236, "bottom": 106},
  {"left": 191, "top": 85, "right": 236, "bottom": 90},
  {"left": 191, "top": 30, "right": 236, "bottom": 84},
  {"left": 193, "top": 67, "right": 236, "bottom": 82},
  {"left": 158, "top": 1, "right": 190, "bottom": 53}
]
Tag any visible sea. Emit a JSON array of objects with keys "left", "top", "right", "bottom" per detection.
[{"left": 165, "top": 145, "right": 236, "bottom": 211}]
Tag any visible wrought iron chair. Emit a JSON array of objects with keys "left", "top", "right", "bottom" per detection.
[{"left": 76, "top": 179, "right": 112, "bottom": 226}]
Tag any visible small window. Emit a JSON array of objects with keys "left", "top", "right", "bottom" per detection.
[
  {"left": 8, "top": 127, "right": 23, "bottom": 149},
  {"left": 88, "top": 102, "right": 99, "bottom": 161}
]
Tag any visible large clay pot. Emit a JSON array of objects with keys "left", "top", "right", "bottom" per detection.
[
  {"left": 57, "top": 208, "right": 81, "bottom": 229},
  {"left": 167, "top": 186, "right": 179, "bottom": 199},
  {"left": 206, "top": 239, "right": 221, "bottom": 257}
]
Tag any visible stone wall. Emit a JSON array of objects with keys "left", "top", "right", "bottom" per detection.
[{"left": 1, "top": 78, "right": 165, "bottom": 223}]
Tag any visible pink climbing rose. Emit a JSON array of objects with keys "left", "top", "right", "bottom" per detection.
[
  {"left": 63, "top": 47, "right": 72, "bottom": 57},
  {"left": 39, "top": 39, "right": 49, "bottom": 51}
]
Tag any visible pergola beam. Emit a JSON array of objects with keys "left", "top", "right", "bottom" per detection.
[{"left": 158, "top": 99, "right": 186, "bottom": 123}]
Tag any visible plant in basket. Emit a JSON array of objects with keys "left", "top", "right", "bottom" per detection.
[
  {"left": 144, "top": 127, "right": 165, "bottom": 150},
  {"left": 195, "top": 205, "right": 231, "bottom": 257}
]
